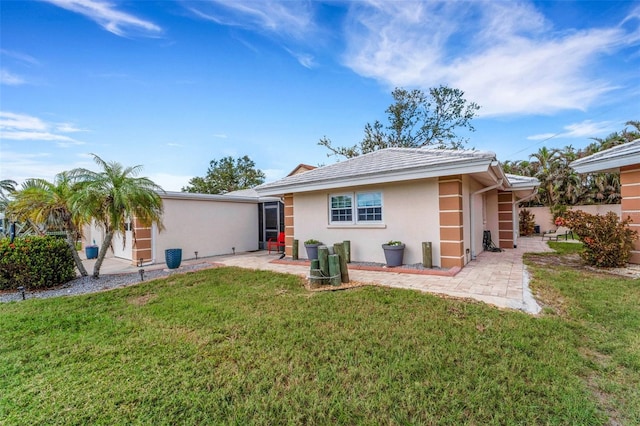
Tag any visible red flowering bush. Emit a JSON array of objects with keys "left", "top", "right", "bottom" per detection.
[
  {"left": 0, "top": 236, "right": 75, "bottom": 290},
  {"left": 558, "top": 210, "right": 638, "bottom": 267}
]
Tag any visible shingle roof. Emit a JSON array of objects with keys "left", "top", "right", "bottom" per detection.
[
  {"left": 255, "top": 147, "right": 505, "bottom": 195},
  {"left": 571, "top": 139, "right": 640, "bottom": 173}
]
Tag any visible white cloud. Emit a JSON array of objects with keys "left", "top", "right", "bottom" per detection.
[
  {"left": 0, "top": 111, "right": 85, "bottom": 147},
  {"left": 0, "top": 151, "right": 90, "bottom": 185},
  {"left": 44, "top": 0, "right": 161, "bottom": 37},
  {"left": 285, "top": 49, "right": 315, "bottom": 69},
  {"left": 0, "top": 49, "right": 40, "bottom": 66},
  {"left": 0, "top": 69, "right": 25, "bottom": 86},
  {"left": 188, "top": 1, "right": 318, "bottom": 67},
  {"left": 527, "top": 133, "right": 556, "bottom": 141},
  {"left": 56, "top": 123, "right": 88, "bottom": 133},
  {"left": 0, "top": 112, "right": 48, "bottom": 131},
  {"left": 342, "top": 1, "right": 639, "bottom": 116},
  {"left": 188, "top": 1, "right": 314, "bottom": 40},
  {"left": 527, "top": 120, "right": 615, "bottom": 140},
  {"left": 146, "top": 172, "right": 193, "bottom": 192}
]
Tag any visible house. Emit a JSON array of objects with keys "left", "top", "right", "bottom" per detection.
[
  {"left": 255, "top": 148, "right": 539, "bottom": 268},
  {"left": 84, "top": 190, "right": 283, "bottom": 265},
  {"left": 570, "top": 138, "right": 640, "bottom": 264},
  {"left": 287, "top": 164, "right": 317, "bottom": 176}
]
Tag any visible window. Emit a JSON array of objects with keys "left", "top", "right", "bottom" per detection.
[
  {"left": 357, "top": 192, "right": 382, "bottom": 221},
  {"left": 330, "top": 194, "right": 353, "bottom": 222},
  {"left": 329, "top": 192, "right": 382, "bottom": 224}
]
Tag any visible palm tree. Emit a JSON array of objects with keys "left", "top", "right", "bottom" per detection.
[
  {"left": 0, "top": 179, "right": 17, "bottom": 198},
  {"left": 529, "top": 146, "right": 561, "bottom": 206},
  {"left": 7, "top": 173, "right": 89, "bottom": 276},
  {"left": 0, "top": 179, "right": 17, "bottom": 236},
  {"left": 70, "top": 154, "right": 164, "bottom": 278}
]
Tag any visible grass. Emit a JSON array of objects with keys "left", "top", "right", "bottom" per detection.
[{"left": 1, "top": 249, "right": 639, "bottom": 425}]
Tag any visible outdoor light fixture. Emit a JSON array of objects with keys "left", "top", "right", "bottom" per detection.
[
  {"left": 232, "top": 247, "right": 236, "bottom": 255},
  {"left": 139, "top": 269, "right": 145, "bottom": 281},
  {"left": 17, "top": 286, "right": 25, "bottom": 300},
  {"left": 194, "top": 251, "right": 198, "bottom": 260}
]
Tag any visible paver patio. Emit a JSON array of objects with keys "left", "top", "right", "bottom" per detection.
[
  {"left": 210, "top": 237, "right": 553, "bottom": 314},
  {"left": 86, "top": 237, "right": 552, "bottom": 314}
]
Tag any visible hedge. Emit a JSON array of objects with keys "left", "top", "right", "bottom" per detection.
[{"left": 0, "top": 236, "right": 76, "bottom": 290}]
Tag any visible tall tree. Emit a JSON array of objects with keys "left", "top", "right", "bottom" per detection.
[
  {"left": 0, "top": 179, "right": 17, "bottom": 199},
  {"left": 529, "top": 146, "right": 561, "bottom": 206},
  {"left": 70, "top": 154, "right": 164, "bottom": 278},
  {"left": 319, "top": 86, "right": 480, "bottom": 159},
  {"left": 182, "top": 155, "right": 265, "bottom": 194},
  {"left": 0, "top": 179, "right": 17, "bottom": 229},
  {"left": 7, "top": 173, "right": 89, "bottom": 276}
]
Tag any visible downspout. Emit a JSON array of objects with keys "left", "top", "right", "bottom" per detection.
[
  {"left": 511, "top": 190, "right": 539, "bottom": 248},
  {"left": 470, "top": 179, "right": 503, "bottom": 260}
]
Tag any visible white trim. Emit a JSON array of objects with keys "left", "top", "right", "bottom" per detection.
[
  {"left": 327, "top": 224, "right": 387, "bottom": 229},
  {"left": 570, "top": 139, "right": 640, "bottom": 174},
  {"left": 160, "top": 191, "right": 264, "bottom": 203},
  {"left": 258, "top": 161, "right": 493, "bottom": 196},
  {"left": 328, "top": 191, "right": 384, "bottom": 225}
]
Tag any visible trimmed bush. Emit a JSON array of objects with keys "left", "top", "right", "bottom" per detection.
[
  {"left": 0, "top": 236, "right": 76, "bottom": 290},
  {"left": 557, "top": 211, "right": 638, "bottom": 267}
]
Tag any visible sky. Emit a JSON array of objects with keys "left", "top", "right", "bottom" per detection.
[{"left": 1, "top": 0, "right": 639, "bottom": 191}]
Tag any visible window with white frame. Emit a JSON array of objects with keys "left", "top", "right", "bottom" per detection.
[
  {"left": 357, "top": 192, "right": 382, "bottom": 221},
  {"left": 330, "top": 194, "right": 353, "bottom": 222},
  {"left": 329, "top": 192, "right": 382, "bottom": 224}
]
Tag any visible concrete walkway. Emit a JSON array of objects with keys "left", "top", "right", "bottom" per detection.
[{"left": 87, "top": 237, "right": 552, "bottom": 314}]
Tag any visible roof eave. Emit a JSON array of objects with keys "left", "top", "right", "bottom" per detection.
[
  {"left": 159, "top": 191, "right": 261, "bottom": 204},
  {"left": 571, "top": 158, "right": 626, "bottom": 174},
  {"left": 256, "top": 160, "right": 493, "bottom": 196}
]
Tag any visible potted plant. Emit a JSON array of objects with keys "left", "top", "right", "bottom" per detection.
[
  {"left": 304, "top": 239, "right": 322, "bottom": 260},
  {"left": 165, "top": 248, "right": 182, "bottom": 269},
  {"left": 382, "top": 240, "right": 405, "bottom": 267}
]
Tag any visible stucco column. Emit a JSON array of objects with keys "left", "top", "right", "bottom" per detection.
[
  {"left": 621, "top": 165, "right": 640, "bottom": 264},
  {"left": 131, "top": 218, "right": 152, "bottom": 266},
  {"left": 283, "top": 193, "right": 294, "bottom": 257},
  {"left": 497, "top": 191, "right": 514, "bottom": 249},
  {"left": 439, "top": 176, "right": 464, "bottom": 268}
]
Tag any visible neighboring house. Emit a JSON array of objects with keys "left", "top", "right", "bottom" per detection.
[
  {"left": 287, "top": 164, "right": 317, "bottom": 176},
  {"left": 255, "top": 148, "right": 539, "bottom": 268},
  {"left": 570, "top": 138, "right": 640, "bottom": 264},
  {"left": 84, "top": 190, "right": 282, "bottom": 265}
]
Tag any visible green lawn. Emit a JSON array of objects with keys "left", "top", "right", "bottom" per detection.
[{"left": 1, "top": 245, "right": 638, "bottom": 425}]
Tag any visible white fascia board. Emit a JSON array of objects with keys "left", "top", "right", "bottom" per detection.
[
  {"left": 159, "top": 191, "right": 260, "bottom": 203},
  {"left": 571, "top": 158, "right": 626, "bottom": 174},
  {"left": 255, "top": 160, "right": 492, "bottom": 196},
  {"left": 507, "top": 180, "right": 540, "bottom": 190}
]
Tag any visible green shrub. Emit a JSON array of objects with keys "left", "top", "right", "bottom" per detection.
[
  {"left": 519, "top": 208, "right": 536, "bottom": 236},
  {"left": 557, "top": 211, "right": 638, "bottom": 267},
  {"left": 0, "top": 236, "right": 76, "bottom": 290}
]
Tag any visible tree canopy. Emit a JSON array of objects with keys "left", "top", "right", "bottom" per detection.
[
  {"left": 319, "top": 86, "right": 480, "bottom": 159},
  {"left": 182, "top": 155, "right": 265, "bottom": 194},
  {"left": 8, "top": 172, "right": 89, "bottom": 276},
  {"left": 504, "top": 120, "right": 640, "bottom": 207},
  {"left": 70, "top": 154, "right": 165, "bottom": 278}
]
